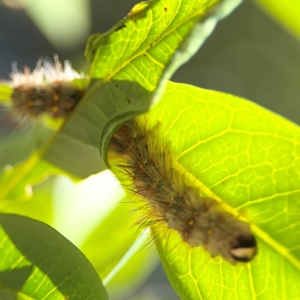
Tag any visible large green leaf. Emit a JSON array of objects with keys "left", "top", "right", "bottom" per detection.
[
  {"left": 42, "top": 0, "right": 242, "bottom": 177},
  {"left": 0, "top": 214, "right": 107, "bottom": 300},
  {"left": 119, "top": 81, "right": 300, "bottom": 299}
]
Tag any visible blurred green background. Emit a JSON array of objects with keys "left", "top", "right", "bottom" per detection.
[{"left": 0, "top": 0, "right": 299, "bottom": 299}]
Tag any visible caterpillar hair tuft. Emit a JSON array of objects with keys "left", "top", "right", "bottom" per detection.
[{"left": 3, "top": 54, "right": 88, "bottom": 126}]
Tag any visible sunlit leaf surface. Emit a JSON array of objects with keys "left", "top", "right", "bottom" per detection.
[
  {"left": 124, "top": 81, "right": 300, "bottom": 299},
  {"left": 0, "top": 214, "right": 107, "bottom": 299}
]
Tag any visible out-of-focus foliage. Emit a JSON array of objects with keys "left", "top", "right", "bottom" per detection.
[{"left": 255, "top": 0, "right": 300, "bottom": 37}]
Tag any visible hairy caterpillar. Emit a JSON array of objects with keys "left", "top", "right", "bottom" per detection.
[
  {"left": 1, "top": 55, "right": 88, "bottom": 127},
  {"left": 109, "top": 118, "right": 257, "bottom": 264}
]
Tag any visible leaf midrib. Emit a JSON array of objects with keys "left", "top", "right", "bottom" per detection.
[{"left": 174, "top": 156, "right": 300, "bottom": 273}]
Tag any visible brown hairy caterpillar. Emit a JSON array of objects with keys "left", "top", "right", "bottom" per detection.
[
  {"left": 2, "top": 54, "right": 88, "bottom": 127},
  {"left": 109, "top": 118, "right": 257, "bottom": 264}
]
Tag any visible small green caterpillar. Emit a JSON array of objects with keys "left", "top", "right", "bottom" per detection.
[{"left": 109, "top": 118, "right": 257, "bottom": 264}]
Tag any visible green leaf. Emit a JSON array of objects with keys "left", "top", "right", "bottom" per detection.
[
  {"left": 0, "top": 155, "right": 67, "bottom": 210},
  {"left": 0, "top": 123, "right": 56, "bottom": 172},
  {"left": 0, "top": 214, "right": 108, "bottom": 300},
  {"left": 127, "top": 81, "right": 300, "bottom": 299},
  {"left": 0, "top": 83, "right": 12, "bottom": 102},
  {"left": 2, "top": 177, "right": 55, "bottom": 226},
  {"left": 254, "top": 0, "right": 300, "bottom": 38},
  {"left": 81, "top": 203, "right": 141, "bottom": 279},
  {"left": 81, "top": 201, "right": 159, "bottom": 298},
  {"left": 104, "top": 234, "right": 158, "bottom": 300},
  {"left": 0, "top": 134, "right": 34, "bottom": 174},
  {"left": 0, "top": 123, "right": 62, "bottom": 209},
  {"left": 42, "top": 0, "right": 242, "bottom": 178}
]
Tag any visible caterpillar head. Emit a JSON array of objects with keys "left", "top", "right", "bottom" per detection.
[
  {"left": 205, "top": 217, "right": 258, "bottom": 264},
  {"left": 229, "top": 232, "right": 257, "bottom": 263}
]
